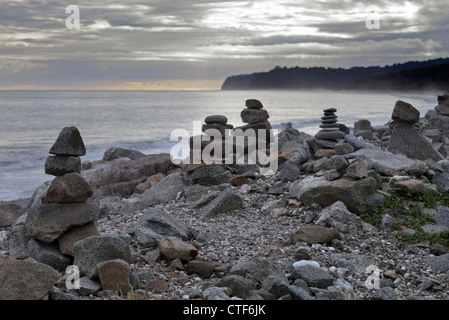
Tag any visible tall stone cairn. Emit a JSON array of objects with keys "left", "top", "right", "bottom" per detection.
[{"left": 24, "top": 126, "right": 100, "bottom": 271}]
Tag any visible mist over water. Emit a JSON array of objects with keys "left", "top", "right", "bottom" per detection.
[{"left": 0, "top": 89, "right": 439, "bottom": 201}]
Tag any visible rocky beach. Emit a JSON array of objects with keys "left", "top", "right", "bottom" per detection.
[{"left": 2, "top": 92, "right": 449, "bottom": 302}]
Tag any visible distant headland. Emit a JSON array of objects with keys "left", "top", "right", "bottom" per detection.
[{"left": 221, "top": 57, "right": 449, "bottom": 91}]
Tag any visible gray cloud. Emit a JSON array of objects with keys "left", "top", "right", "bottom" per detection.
[{"left": 0, "top": 0, "right": 448, "bottom": 88}]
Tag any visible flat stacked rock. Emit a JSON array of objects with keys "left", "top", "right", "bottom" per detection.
[{"left": 24, "top": 126, "right": 100, "bottom": 271}]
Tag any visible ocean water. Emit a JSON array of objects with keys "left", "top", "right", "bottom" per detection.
[{"left": 0, "top": 89, "right": 439, "bottom": 201}]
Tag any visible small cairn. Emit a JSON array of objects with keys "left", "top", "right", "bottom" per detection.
[
  {"left": 233, "top": 99, "right": 274, "bottom": 157},
  {"left": 186, "top": 115, "right": 234, "bottom": 185},
  {"left": 24, "top": 126, "right": 100, "bottom": 271},
  {"left": 315, "top": 108, "right": 345, "bottom": 141}
]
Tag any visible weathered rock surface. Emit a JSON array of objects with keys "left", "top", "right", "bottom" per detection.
[
  {"left": 158, "top": 237, "right": 198, "bottom": 261},
  {"left": 290, "top": 176, "right": 383, "bottom": 213},
  {"left": 389, "top": 122, "right": 444, "bottom": 162},
  {"left": 316, "top": 201, "right": 367, "bottom": 234},
  {"left": 103, "top": 147, "right": 146, "bottom": 162},
  {"left": 49, "top": 126, "right": 86, "bottom": 156},
  {"left": 73, "top": 235, "right": 133, "bottom": 279},
  {"left": 58, "top": 222, "right": 100, "bottom": 256},
  {"left": 82, "top": 153, "right": 174, "bottom": 198},
  {"left": 0, "top": 254, "right": 60, "bottom": 300},
  {"left": 200, "top": 189, "right": 244, "bottom": 218},
  {"left": 41, "top": 173, "right": 93, "bottom": 204},
  {"left": 25, "top": 203, "right": 100, "bottom": 243},
  {"left": 0, "top": 203, "right": 26, "bottom": 227},
  {"left": 97, "top": 259, "right": 132, "bottom": 294},
  {"left": 132, "top": 208, "right": 194, "bottom": 248},
  {"left": 290, "top": 226, "right": 340, "bottom": 245},
  {"left": 45, "top": 155, "right": 81, "bottom": 176}
]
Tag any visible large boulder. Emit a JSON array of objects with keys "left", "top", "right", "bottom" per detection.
[
  {"left": 25, "top": 203, "right": 100, "bottom": 243},
  {"left": 82, "top": 153, "right": 174, "bottom": 199},
  {"left": 73, "top": 235, "right": 133, "bottom": 279},
  {"left": 290, "top": 176, "right": 383, "bottom": 213},
  {"left": 388, "top": 122, "right": 444, "bottom": 162},
  {"left": 0, "top": 254, "right": 61, "bottom": 300}
]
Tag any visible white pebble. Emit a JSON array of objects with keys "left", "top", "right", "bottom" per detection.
[{"left": 293, "top": 260, "right": 320, "bottom": 269}]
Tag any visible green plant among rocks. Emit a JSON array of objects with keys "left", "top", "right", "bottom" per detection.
[{"left": 359, "top": 187, "right": 449, "bottom": 248}]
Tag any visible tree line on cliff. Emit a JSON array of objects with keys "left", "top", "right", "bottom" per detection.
[{"left": 221, "top": 57, "right": 449, "bottom": 91}]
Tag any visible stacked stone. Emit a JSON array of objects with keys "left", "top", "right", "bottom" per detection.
[
  {"left": 189, "top": 114, "right": 233, "bottom": 162},
  {"left": 24, "top": 126, "right": 100, "bottom": 272},
  {"left": 315, "top": 108, "right": 345, "bottom": 142},
  {"left": 236, "top": 99, "right": 273, "bottom": 143},
  {"left": 435, "top": 91, "right": 449, "bottom": 116},
  {"left": 187, "top": 115, "right": 234, "bottom": 185}
]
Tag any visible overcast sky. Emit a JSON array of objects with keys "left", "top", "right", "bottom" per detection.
[{"left": 1, "top": 0, "right": 448, "bottom": 90}]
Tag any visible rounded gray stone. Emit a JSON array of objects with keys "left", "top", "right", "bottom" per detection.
[{"left": 205, "top": 115, "right": 228, "bottom": 125}]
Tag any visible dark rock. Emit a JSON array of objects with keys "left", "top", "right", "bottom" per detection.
[
  {"left": 389, "top": 122, "right": 444, "bottom": 162},
  {"left": 290, "top": 226, "right": 340, "bottom": 245},
  {"left": 45, "top": 156, "right": 81, "bottom": 176},
  {"left": 241, "top": 108, "right": 269, "bottom": 124},
  {"left": 25, "top": 203, "right": 100, "bottom": 243},
  {"left": 49, "top": 126, "right": 86, "bottom": 156},
  {"left": 27, "top": 238, "right": 72, "bottom": 272},
  {"left": 103, "top": 147, "right": 146, "bottom": 162},
  {"left": 291, "top": 265, "right": 335, "bottom": 289},
  {"left": 245, "top": 99, "right": 264, "bottom": 109},
  {"left": 200, "top": 189, "right": 244, "bottom": 218},
  {"left": 392, "top": 100, "right": 420, "bottom": 124},
  {"left": 185, "top": 259, "right": 215, "bottom": 278},
  {"left": 73, "top": 235, "right": 133, "bottom": 279},
  {"left": 41, "top": 173, "right": 93, "bottom": 204},
  {"left": 205, "top": 114, "right": 228, "bottom": 125}
]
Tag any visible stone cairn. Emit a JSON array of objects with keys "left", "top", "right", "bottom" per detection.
[
  {"left": 186, "top": 115, "right": 234, "bottom": 185},
  {"left": 233, "top": 99, "right": 274, "bottom": 164},
  {"left": 24, "top": 126, "right": 100, "bottom": 272},
  {"left": 310, "top": 108, "right": 346, "bottom": 158}
]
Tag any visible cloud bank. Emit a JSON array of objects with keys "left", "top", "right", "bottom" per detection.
[{"left": 0, "top": 0, "right": 448, "bottom": 89}]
